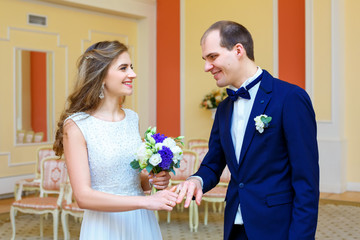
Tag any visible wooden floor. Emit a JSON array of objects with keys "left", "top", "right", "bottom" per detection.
[{"left": 0, "top": 191, "right": 359, "bottom": 215}]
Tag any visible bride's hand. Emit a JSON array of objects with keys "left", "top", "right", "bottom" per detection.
[
  {"left": 145, "top": 186, "right": 178, "bottom": 211},
  {"left": 148, "top": 171, "right": 171, "bottom": 190}
]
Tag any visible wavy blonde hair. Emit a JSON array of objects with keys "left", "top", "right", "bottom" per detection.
[{"left": 53, "top": 40, "right": 128, "bottom": 156}]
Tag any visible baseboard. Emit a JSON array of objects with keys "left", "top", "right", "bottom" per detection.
[
  {"left": 347, "top": 182, "right": 360, "bottom": 192},
  {"left": 0, "top": 174, "right": 35, "bottom": 195}
]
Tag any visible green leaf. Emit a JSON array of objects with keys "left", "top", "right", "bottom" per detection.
[
  {"left": 130, "top": 160, "right": 140, "bottom": 169},
  {"left": 146, "top": 164, "right": 154, "bottom": 174},
  {"left": 174, "top": 161, "right": 180, "bottom": 168},
  {"left": 261, "top": 116, "right": 272, "bottom": 124}
]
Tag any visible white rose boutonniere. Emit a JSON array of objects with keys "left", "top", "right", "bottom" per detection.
[{"left": 254, "top": 114, "right": 272, "bottom": 133}]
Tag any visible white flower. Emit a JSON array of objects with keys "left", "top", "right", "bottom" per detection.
[
  {"left": 150, "top": 126, "right": 157, "bottom": 134},
  {"left": 146, "top": 133, "right": 156, "bottom": 144},
  {"left": 207, "top": 100, "right": 213, "bottom": 108},
  {"left": 171, "top": 146, "right": 183, "bottom": 164},
  {"left": 163, "top": 138, "right": 176, "bottom": 148},
  {"left": 155, "top": 143, "right": 164, "bottom": 151},
  {"left": 136, "top": 143, "right": 152, "bottom": 168},
  {"left": 149, "top": 153, "right": 162, "bottom": 166},
  {"left": 254, "top": 114, "right": 272, "bottom": 134}
]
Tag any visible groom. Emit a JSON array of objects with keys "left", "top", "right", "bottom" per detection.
[{"left": 176, "top": 21, "right": 319, "bottom": 240}]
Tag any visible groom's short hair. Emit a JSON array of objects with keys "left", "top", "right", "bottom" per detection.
[{"left": 201, "top": 20, "right": 255, "bottom": 61}]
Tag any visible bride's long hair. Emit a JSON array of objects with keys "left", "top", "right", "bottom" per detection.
[{"left": 53, "top": 40, "right": 128, "bottom": 157}]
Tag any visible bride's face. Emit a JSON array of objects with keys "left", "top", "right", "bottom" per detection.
[{"left": 102, "top": 52, "right": 136, "bottom": 98}]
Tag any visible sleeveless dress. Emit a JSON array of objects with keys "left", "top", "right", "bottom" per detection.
[{"left": 66, "top": 109, "right": 162, "bottom": 240}]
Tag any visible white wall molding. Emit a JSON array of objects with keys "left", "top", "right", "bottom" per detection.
[
  {"left": 305, "top": 0, "right": 314, "bottom": 99},
  {"left": 37, "top": 0, "right": 157, "bottom": 135},
  {"left": 272, "top": 0, "right": 279, "bottom": 78},
  {"left": 0, "top": 26, "right": 67, "bottom": 147},
  {"left": 347, "top": 182, "right": 360, "bottom": 192},
  {"left": 180, "top": 0, "right": 185, "bottom": 136},
  {"left": 0, "top": 152, "right": 35, "bottom": 167},
  {"left": 315, "top": 0, "right": 347, "bottom": 193}
]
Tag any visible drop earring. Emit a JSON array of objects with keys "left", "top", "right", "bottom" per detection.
[{"left": 99, "top": 83, "right": 105, "bottom": 99}]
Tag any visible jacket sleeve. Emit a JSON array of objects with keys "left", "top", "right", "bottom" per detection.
[
  {"left": 283, "top": 87, "right": 319, "bottom": 239},
  {"left": 193, "top": 104, "right": 227, "bottom": 193}
]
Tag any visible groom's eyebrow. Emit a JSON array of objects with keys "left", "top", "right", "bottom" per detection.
[{"left": 203, "top": 52, "right": 217, "bottom": 60}]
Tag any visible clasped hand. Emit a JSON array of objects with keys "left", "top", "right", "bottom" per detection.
[{"left": 175, "top": 178, "right": 203, "bottom": 208}]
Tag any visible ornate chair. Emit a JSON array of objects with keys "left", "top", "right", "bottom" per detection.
[
  {"left": 202, "top": 166, "right": 231, "bottom": 225},
  {"left": 61, "top": 182, "right": 84, "bottom": 240},
  {"left": 10, "top": 156, "right": 68, "bottom": 240},
  {"left": 24, "top": 130, "right": 34, "bottom": 143},
  {"left": 190, "top": 144, "right": 209, "bottom": 164},
  {"left": 33, "top": 132, "right": 44, "bottom": 142},
  {"left": 187, "top": 138, "right": 208, "bottom": 149},
  {"left": 14, "top": 145, "right": 56, "bottom": 200},
  {"left": 167, "top": 150, "right": 199, "bottom": 232},
  {"left": 190, "top": 144, "right": 231, "bottom": 225},
  {"left": 16, "top": 130, "right": 26, "bottom": 143}
]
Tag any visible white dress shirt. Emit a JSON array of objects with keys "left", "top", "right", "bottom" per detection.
[{"left": 230, "top": 67, "right": 262, "bottom": 224}]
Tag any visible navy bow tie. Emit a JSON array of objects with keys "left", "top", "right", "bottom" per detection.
[{"left": 226, "top": 73, "right": 263, "bottom": 101}]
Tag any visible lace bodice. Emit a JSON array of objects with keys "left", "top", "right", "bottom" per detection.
[{"left": 66, "top": 109, "right": 143, "bottom": 196}]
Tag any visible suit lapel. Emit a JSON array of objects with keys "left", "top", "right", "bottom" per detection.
[
  {"left": 221, "top": 98, "right": 239, "bottom": 170},
  {"left": 237, "top": 70, "right": 273, "bottom": 168}
]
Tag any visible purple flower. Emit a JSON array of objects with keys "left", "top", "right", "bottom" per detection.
[
  {"left": 152, "top": 133, "right": 167, "bottom": 143},
  {"left": 158, "top": 146, "right": 173, "bottom": 170}
]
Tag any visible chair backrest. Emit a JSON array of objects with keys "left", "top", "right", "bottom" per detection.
[
  {"left": 219, "top": 165, "right": 231, "bottom": 184},
  {"left": 36, "top": 146, "right": 57, "bottom": 178},
  {"left": 191, "top": 144, "right": 230, "bottom": 185},
  {"left": 33, "top": 132, "right": 44, "bottom": 143},
  {"left": 24, "top": 131, "right": 34, "bottom": 143},
  {"left": 17, "top": 130, "right": 26, "bottom": 143},
  {"left": 190, "top": 144, "right": 209, "bottom": 168},
  {"left": 40, "top": 156, "right": 68, "bottom": 196},
  {"left": 62, "top": 182, "right": 74, "bottom": 205},
  {"left": 171, "top": 150, "right": 198, "bottom": 182},
  {"left": 187, "top": 138, "right": 208, "bottom": 149}
]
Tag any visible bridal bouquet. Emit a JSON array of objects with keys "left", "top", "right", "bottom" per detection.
[{"left": 130, "top": 126, "right": 184, "bottom": 175}]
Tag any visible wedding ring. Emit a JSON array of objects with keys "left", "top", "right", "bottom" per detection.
[{"left": 168, "top": 201, "right": 172, "bottom": 206}]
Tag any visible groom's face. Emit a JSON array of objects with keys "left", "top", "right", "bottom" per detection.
[{"left": 201, "top": 30, "right": 239, "bottom": 88}]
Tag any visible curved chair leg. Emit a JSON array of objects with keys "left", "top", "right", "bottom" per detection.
[
  {"left": 61, "top": 211, "right": 70, "bottom": 240},
  {"left": 212, "top": 202, "right": 217, "bottom": 213},
  {"left": 192, "top": 201, "right": 199, "bottom": 232},
  {"left": 189, "top": 200, "right": 194, "bottom": 232},
  {"left": 10, "top": 206, "right": 16, "bottom": 240},
  {"left": 218, "top": 202, "right": 223, "bottom": 212},
  {"left": 154, "top": 210, "right": 159, "bottom": 222},
  {"left": 40, "top": 214, "right": 44, "bottom": 237},
  {"left": 53, "top": 211, "right": 59, "bottom": 240},
  {"left": 204, "top": 201, "right": 209, "bottom": 225},
  {"left": 167, "top": 211, "right": 171, "bottom": 223}
]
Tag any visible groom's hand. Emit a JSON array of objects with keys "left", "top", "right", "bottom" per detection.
[{"left": 175, "top": 178, "right": 203, "bottom": 208}]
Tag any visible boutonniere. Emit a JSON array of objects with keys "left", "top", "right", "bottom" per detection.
[{"left": 254, "top": 114, "right": 272, "bottom": 133}]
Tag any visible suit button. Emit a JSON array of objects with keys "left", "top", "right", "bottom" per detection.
[{"left": 239, "top": 183, "right": 244, "bottom": 188}]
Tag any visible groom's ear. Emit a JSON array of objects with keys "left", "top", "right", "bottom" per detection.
[{"left": 233, "top": 43, "right": 246, "bottom": 59}]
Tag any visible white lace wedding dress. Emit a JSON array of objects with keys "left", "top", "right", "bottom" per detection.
[{"left": 67, "top": 109, "right": 162, "bottom": 240}]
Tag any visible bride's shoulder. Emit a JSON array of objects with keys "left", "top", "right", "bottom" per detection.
[
  {"left": 123, "top": 108, "right": 139, "bottom": 119},
  {"left": 65, "top": 112, "right": 89, "bottom": 123}
]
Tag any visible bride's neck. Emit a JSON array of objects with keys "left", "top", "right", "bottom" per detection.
[{"left": 93, "top": 100, "right": 124, "bottom": 122}]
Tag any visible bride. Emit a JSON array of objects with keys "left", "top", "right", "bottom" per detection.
[{"left": 53, "top": 40, "right": 177, "bottom": 239}]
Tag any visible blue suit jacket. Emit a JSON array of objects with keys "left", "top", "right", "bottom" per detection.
[{"left": 194, "top": 70, "right": 319, "bottom": 240}]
